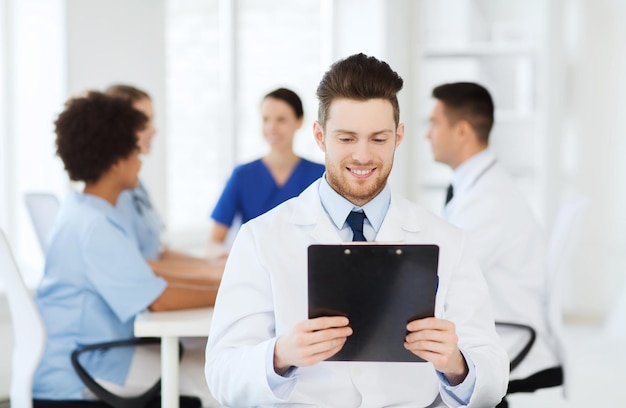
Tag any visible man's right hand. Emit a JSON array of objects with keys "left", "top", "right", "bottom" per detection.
[{"left": 273, "top": 316, "right": 352, "bottom": 375}]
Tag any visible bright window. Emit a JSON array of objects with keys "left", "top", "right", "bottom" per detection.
[
  {"left": 165, "top": 0, "right": 325, "bottom": 243},
  {"left": 0, "top": 0, "right": 67, "bottom": 287}
]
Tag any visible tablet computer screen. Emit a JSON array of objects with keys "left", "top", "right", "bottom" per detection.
[{"left": 308, "top": 243, "right": 439, "bottom": 362}]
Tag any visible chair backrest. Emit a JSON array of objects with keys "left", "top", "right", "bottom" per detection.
[
  {"left": 24, "top": 193, "right": 61, "bottom": 254},
  {"left": 0, "top": 229, "right": 46, "bottom": 408},
  {"left": 545, "top": 195, "right": 590, "bottom": 398}
]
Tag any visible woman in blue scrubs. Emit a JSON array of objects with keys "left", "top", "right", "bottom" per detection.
[
  {"left": 32, "top": 91, "right": 219, "bottom": 403},
  {"left": 210, "top": 88, "right": 325, "bottom": 243}
]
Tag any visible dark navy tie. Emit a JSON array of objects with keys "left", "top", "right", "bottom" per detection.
[
  {"left": 445, "top": 184, "right": 454, "bottom": 205},
  {"left": 346, "top": 211, "right": 366, "bottom": 242}
]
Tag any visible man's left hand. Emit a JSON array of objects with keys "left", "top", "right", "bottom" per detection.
[{"left": 405, "top": 317, "right": 468, "bottom": 385}]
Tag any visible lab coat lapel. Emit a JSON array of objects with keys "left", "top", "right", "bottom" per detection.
[
  {"left": 290, "top": 180, "right": 343, "bottom": 244},
  {"left": 376, "top": 193, "right": 421, "bottom": 242},
  {"left": 289, "top": 183, "right": 422, "bottom": 244}
]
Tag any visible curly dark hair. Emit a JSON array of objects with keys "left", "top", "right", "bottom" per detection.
[{"left": 55, "top": 91, "right": 147, "bottom": 183}]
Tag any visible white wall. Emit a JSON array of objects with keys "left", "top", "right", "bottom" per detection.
[
  {"left": 66, "top": 0, "right": 168, "bottom": 217},
  {"left": 556, "top": 0, "right": 626, "bottom": 319}
]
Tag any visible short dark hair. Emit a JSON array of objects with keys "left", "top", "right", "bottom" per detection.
[
  {"left": 55, "top": 91, "right": 147, "bottom": 183},
  {"left": 105, "top": 84, "right": 151, "bottom": 104},
  {"left": 264, "top": 88, "right": 304, "bottom": 119},
  {"left": 316, "top": 53, "right": 403, "bottom": 128},
  {"left": 432, "top": 82, "right": 494, "bottom": 144}
]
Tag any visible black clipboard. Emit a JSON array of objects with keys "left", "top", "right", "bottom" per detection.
[{"left": 308, "top": 244, "right": 439, "bottom": 362}]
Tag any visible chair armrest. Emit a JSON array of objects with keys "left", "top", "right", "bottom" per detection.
[
  {"left": 495, "top": 321, "right": 537, "bottom": 371},
  {"left": 70, "top": 337, "right": 183, "bottom": 408}
]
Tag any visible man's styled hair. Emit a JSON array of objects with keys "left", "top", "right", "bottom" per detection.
[
  {"left": 105, "top": 84, "right": 151, "bottom": 104},
  {"left": 264, "top": 87, "right": 304, "bottom": 119},
  {"left": 432, "top": 82, "right": 494, "bottom": 144},
  {"left": 316, "top": 53, "right": 404, "bottom": 128},
  {"left": 55, "top": 91, "right": 147, "bottom": 183}
]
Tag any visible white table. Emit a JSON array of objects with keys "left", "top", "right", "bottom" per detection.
[{"left": 134, "top": 307, "right": 214, "bottom": 408}]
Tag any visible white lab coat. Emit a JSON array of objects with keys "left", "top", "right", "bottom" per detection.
[
  {"left": 206, "top": 180, "right": 508, "bottom": 407},
  {"left": 444, "top": 151, "right": 560, "bottom": 380}
]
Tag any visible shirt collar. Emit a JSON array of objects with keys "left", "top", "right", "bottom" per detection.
[
  {"left": 451, "top": 149, "right": 496, "bottom": 195},
  {"left": 73, "top": 191, "right": 133, "bottom": 235},
  {"left": 318, "top": 173, "right": 390, "bottom": 233}
]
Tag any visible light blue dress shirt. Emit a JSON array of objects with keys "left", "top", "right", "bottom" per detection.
[
  {"left": 117, "top": 180, "right": 163, "bottom": 260},
  {"left": 318, "top": 173, "right": 390, "bottom": 241},
  {"left": 266, "top": 175, "right": 476, "bottom": 404},
  {"left": 32, "top": 192, "right": 167, "bottom": 400}
]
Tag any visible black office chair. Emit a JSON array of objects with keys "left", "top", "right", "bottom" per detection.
[
  {"left": 494, "top": 322, "right": 563, "bottom": 408},
  {"left": 68, "top": 339, "right": 201, "bottom": 408},
  {"left": 496, "top": 321, "right": 537, "bottom": 372},
  {"left": 34, "top": 338, "right": 164, "bottom": 407}
]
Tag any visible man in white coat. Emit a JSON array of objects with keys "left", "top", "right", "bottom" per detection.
[
  {"left": 426, "top": 82, "right": 562, "bottom": 405},
  {"left": 205, "top": 54, "right": 508, "bottom": 407}
]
